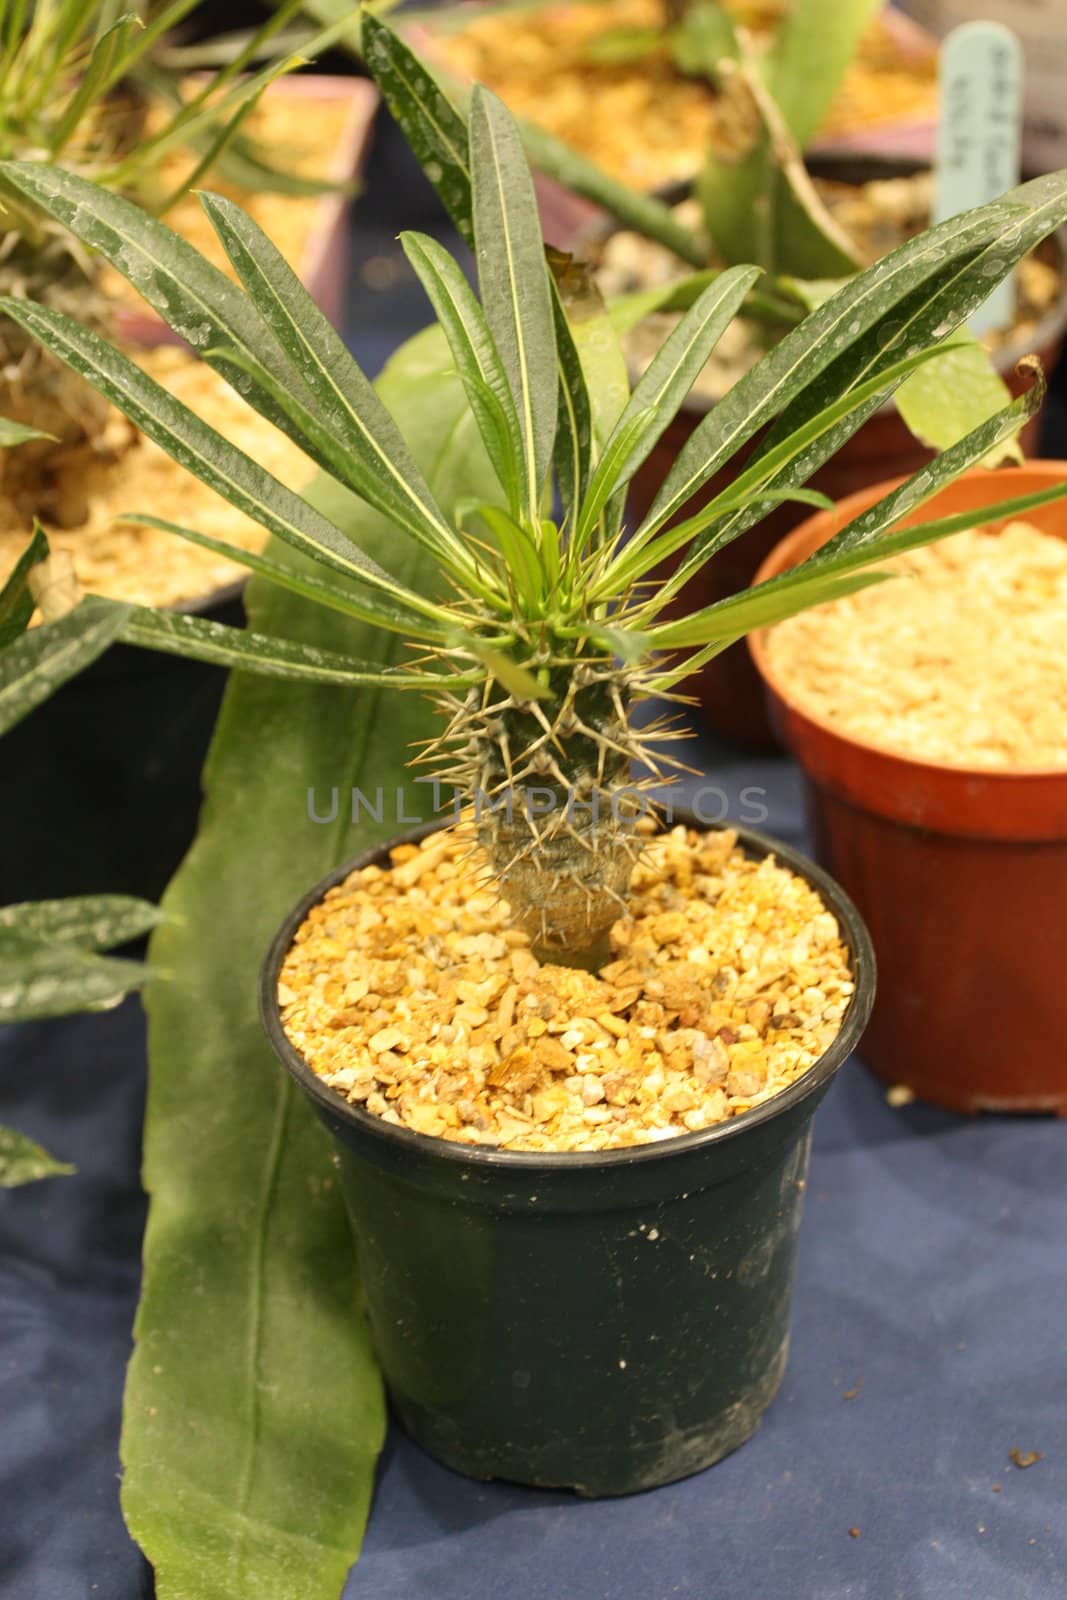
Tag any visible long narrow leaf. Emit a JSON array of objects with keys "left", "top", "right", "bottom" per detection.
[
  {"left": 637, "top": 171, "right": 1067, "bottom": 544},
  {"left": 0, "top": 299, "right": 441, "bottom": 616},
  {"left": 549, "top": 276, "right": 595, "bottom": 516},
  {"left": 400, "top": 229, "right": 526, "bottom": 517},
  {"left": 0, "top": 160, "right": 323, "bottom": 451},
  {"left": 0, "top": 597, "right": 129, "bottom": 736},
  {"left": 121, "top": 516, "right": 453, "bottom": 639},
  {"left": 362, "top": 10, "right": 474, "bottom": 241},
  {"left": 199, "top": 193, "right": 472, "bottom": 575},
  {"left": 577, "top": 265, "right": 760, "bottom": 552},
  {"left": 0, "top": 944, "right": 151, "bottom": 1023},
  {"left": 470, "top": 86, "right": 558, "bottom": 518},
  {"left": 650, "top": 386, "right": 1060, "bottom": 649},
  {"left": 116, "top": 606, "right": 481, "bottom": 689},
  {"left": 606, "top": 341, "right": 970, "bottom": 594}
]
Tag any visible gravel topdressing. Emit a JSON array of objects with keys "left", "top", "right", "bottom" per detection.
[
  {"left": 765, "top": 520, "right": 1067, "bottom": 770},
  {"left": 277, "top": 823, "right": 854, "bottom": 1154}
]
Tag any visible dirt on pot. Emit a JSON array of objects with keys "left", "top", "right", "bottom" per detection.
[
  {"left": 277, "top": 820, "right": 855, "bottom": 1153},
  {"left": 432, "top": 0, "right": 937, "bottom": 190},
  {"left": 102, "top": 86, "right": 354, "bottom": 310},
  {"left": 598, "top": 178, "right": 1064, "bottom": 405},
  {"left": 763, "top": 519, "right": 1067, "bottom": 769},
  {"left": 0, "top": 347, "right": 307, "bottom": 610}
]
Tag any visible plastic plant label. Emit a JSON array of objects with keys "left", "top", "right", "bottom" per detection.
[{"left": 933, "top": 20, "right": 1023, "bottom": 337}]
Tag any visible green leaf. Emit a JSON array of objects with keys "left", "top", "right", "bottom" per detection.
[
  {"left": 517, "top": 117, "right": 707, "bottom": 268},
  {"left": 894, "top": 330, "right": 1021, "bottom": 465},
  {"left": 0, "top": 1127, "right": 74, "bottom": 1187},
  {"left": 650, "top": 381, "right": 1058, "bottom": 651},
  {"left": 120, "top": 515, "right": 451, "bottom": 639},
  {"left": 697, "top": 58, "right": 863, "bottom": 278},
  {"left": 0, "top": 596, "right": 130, "bottom": 736},
  {"left": 361, "top": 10, "right": 474, "bottom": 242},
  {"left": 549, "top": 275, "right": 595, "bottom": 514},
  {"left": 0, "top": 296, "right": 436, "bottom": 616},
  {"left": 616, "top": 342, "right": 963, "bottom": 593},
  {"left": 0, "top": 894, "right": 163, "bottom": 951},
  {"left": 573, "top": 407, "right": 658, "bottom": 551},
  {"left": 400, "top": 229, "right": 526, "bottom": 517},
  {"left": 0, "top": 945, "right": 151, "bottom": 1023},
  {"left": 0, "top": 524, "right": 48, "bottom": 647},
  {"left": 0, "top": 162, "right": 329, "bottom": 469},
  {"left": 578, "top": 264, "right": 760, "bottom": 545},
  {"left": 121, "top": 332, "right": 490, "bottom": 1599},
  {"left": 470, "top": 86, "right": 559, "bottom": 518},
  {"left": 50, "top": 12, "right": 141, "bottom": 153},
  {"left": 765, "top": 0, "right": 881, "bottom": 148},
  {"left": 200, "top": 193, "right": 471, "bottom": 575},
  {"left": 115, "top": 605, "right": 474, "bottom": 689},
  {"left": 638, "top": 170, "right": 1067, "bottom": 546}
]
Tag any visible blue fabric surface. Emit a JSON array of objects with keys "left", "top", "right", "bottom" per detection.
[
  {"left": 3, "top": 740, "right": 1065, "bottom": 1600},
  {"left": 4, "top": 94, "right": 1067, "bottom": 1600}
]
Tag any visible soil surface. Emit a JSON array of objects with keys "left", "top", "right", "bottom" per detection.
[
  {"left": 765, "top": 520, "right": 1067, "bottom": 769},
  {"left": 279, "top": 821, "right": 854, "bottom": 1153},
  {"left": 0, "top": 347, "right": 310, "bottom": 610},
  {"left": 434, "top": 0, "right": 936, "bottom": 190}
]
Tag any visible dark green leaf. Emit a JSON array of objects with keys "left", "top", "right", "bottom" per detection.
[
  {"left": 638, "top": 170, "right": 1067, "bottom": 549},
  {"left": 121, "top": 332, "right": 495, "bottom": 1598},
  {"left": 0, "top": 596, "right": 130, "bottom": 736},
  {"left": 361, "top": 10, "right": 474, "bottom": 242},
  {"left": 115, "top": 605, "right": 474, "bottom": 689},
  {"left": 200, "top": 193, "right": 471, "bottom": 574},
  {"left": 470, "top": 86, "right": 558, "bottom": 515},
  {"left": 400, "top": 229, "right": 526, "bottom": 516}
]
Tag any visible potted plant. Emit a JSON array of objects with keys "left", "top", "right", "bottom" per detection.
[
  {"left": 384, "top": 3, "right": 1067, "bottom": 744},
  {"left": 7, "top": 17, "right": 1067, "bottom": 1493},
  {"left": 750, "top": 459, "right": 1067, "bottom": 1115},
  {"left": 412, "top": 0, "right": 939, "bottom": 186},
  {"left": 0, "top": 1, "right": 373, "bottom": 904}
]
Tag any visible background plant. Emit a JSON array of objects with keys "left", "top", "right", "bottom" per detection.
[
  {"left": 0, "top": 0, "right": 352, "bottom": 524},
  {"left": 374, "top": 0, "right": 1023, "bottom": 457}
]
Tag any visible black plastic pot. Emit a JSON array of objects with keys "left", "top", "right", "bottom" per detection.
[
  {"left": 0, "top": 582, "right": 242, "bottom": 906},
  {"left": 260, "top": 819, "right": 875, "bottom": 1496}
]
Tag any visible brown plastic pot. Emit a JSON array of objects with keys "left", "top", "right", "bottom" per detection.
[
  {"left": 625, "top": 215, "right": 1067, "bottom": 749},
  {"left": 749, "top": 461, "right": 1067, "bottom": 1114}
]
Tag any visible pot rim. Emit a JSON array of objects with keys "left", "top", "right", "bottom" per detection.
[
  {"left": 749, "top": 459, "right": 1067, "bottom": 785},
  {"left": 259, "top": 816, "right": 875, "bottom": 1175}
]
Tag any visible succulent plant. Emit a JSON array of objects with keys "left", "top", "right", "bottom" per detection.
[
  {"left": 4, "top": 19, "right": 1067, "bottom": 966},
  {"left": 0, "top": 0, "right": 347, "bottom": 524}
]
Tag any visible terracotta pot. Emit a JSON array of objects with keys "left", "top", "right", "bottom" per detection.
[
  {"left": 627, "top": 243, "right": 1067, "bottom": 749},
  {"left": 748, "top": 461, "right": 1067, "bottom": 1114},
  {"left": 261, "top": 819, "right": 875, "bottom": 1495},
  {"left": 115, "top": 75, "right": 380, "bottom": 344}
]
